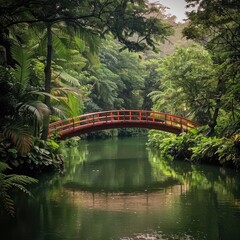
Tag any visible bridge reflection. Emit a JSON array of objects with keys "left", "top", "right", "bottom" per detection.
[{"left": 61, "top": 185, "right": 188, "bottom": 212}]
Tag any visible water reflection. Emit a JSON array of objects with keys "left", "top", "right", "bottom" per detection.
[
  {"left": 149, "top": 149, "right": 240, "bottom": 204},
  {"left": 63, "top": 186, "right": 185, "bottom": 213},
  {"left": 53, "top": 138, "right": 240, "bottom": 239},
  {"left": 1, "top": 137, "right": 240, "bottom": 240},
  {"left": 63, "top": 139, "right": 178, "bottom": 193}
]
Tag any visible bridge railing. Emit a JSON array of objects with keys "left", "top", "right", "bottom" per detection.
[{"left": 48, "top": 110, "right": 199, "bottom": 136}]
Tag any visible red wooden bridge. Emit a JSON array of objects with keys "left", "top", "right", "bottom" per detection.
[{"left": 49, "top": 110, "right": 199, "bottom": 140}]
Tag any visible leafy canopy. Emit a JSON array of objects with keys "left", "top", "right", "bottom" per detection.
[
  {"left": 149, "top": 44, "right": 216, "bottom": 123},
  {"left": 0, "top": 0, "right": 173, "bottom": 52}
]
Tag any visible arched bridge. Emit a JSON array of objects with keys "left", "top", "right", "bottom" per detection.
[{"left": 49, "top": 110, "right": 199, "bottom": 140}]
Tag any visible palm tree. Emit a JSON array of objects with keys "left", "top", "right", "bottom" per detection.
[
  {"left": 1, "top": 1, "right": 173, "bottom": 140},
  {"left": 0, "top": 44, "right": 50, "bottom": 155}
]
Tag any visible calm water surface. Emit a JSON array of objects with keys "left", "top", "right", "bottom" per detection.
[{"left": 1, "top": 137, "right": 240, "bottom": 240}]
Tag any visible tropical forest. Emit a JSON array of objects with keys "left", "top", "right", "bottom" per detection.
[{"left": 1, "top": 0, "right": 240, "bottom": 240}]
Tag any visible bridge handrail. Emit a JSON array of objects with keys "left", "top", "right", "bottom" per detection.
[{"left": 48, "top": 110, "right": 199, "bottom": 136}]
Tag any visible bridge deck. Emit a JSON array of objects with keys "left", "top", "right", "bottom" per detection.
[{"left": 49, "top": 110, "right": 199, "bottom": 140}]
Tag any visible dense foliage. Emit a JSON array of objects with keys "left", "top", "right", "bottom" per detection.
[
  {"left": 0, "top": 0, "right": 172, "bottom": 165},
  {"left": 184, "top": 0, "right": 240, "bottom": 135},
  {"left": 0, "top": 0, "right": 173, "bottom": 216},
  {"left": 149, "top": 44, "right": 216, "bottom": 123},
  {"left": 1, "top": 0, "right": 240, "bottom": 216},
  {"left": 148, "top": 128, "right": 240, "bottom": 168},
  {"left": 0, "top": 162, "right": 37, "bottom": 216},
  {"left": 147, "top": 0, "right": 240, "bottom": 169}
]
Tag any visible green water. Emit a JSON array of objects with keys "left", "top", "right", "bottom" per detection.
[{"left": 1, "top": 137, "right": 240, "bottom": 240}]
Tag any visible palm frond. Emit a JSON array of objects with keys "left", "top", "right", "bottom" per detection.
[
  {"left": 0, "top": 191, "right": 15, "bottom": 216},
  {"left": 0, "top": 162, "right": 11, "bottom": 172},
  {"left": 17, "top": 101, "right": 50, "bottom": 123},
  {"left": 51, "top": 106, "right": 65, "bottom": 119},
  {"left": 58, "top": 71, "right": 80, "bottom": 87},
  {"left": 74, "top": 35, "right": 86, "bottom": 52},
  {"left": 60, "top": 92, "right": 83, "bottom": 118},
  {"left": 25, "top": 90, "right": 60, "bottom": 101},
  {"left": 52, "top": 34, "right": 71, "bottom": 60},
  {"left": 0, "top": 162, "right": 38, "bottom": 216},
  {"left": 11, "top": 44, "right": 32, "bottom": 96},
  {"left": 52, "top": 86, "right": 81, "bottom": 97},
  {"left": 148, "top": 91, "right": 163, "bottom": 102},
  {"left": 76, "top": 27, "right": 101, "bottom": 54},
  {"left": 3, "top": 124, "right": 33, "bottom": 156}
]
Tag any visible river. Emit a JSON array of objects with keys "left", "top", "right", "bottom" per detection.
[{"left": 1, "top": 137, "right": 240, "bottom": 240}]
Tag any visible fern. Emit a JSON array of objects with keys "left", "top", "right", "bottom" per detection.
[
  {"left": 52, "top": 33, "right": 71, "bottom": 60},
  {"left": 0, "top": 192, "right": 15, "bottom": 217},
  {"left": 11, "top": 44, "right": 32, "bottom": 96},
  {"left": 76, "top": 27, "right": 101, "bottom": 54},
  {"left": 0, "top": 162, "right": 38, "bottom": 217},
  {"left": 74, "top": 35, "right": 86, "bottom": 52},
  {"left": 58, "top": 71, "right": 80, "bottom": 87},
  {"left": 60, "top": 92, "right": 83, "bottom": 118}
]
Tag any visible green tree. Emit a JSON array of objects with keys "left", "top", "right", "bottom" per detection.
[
  {"left": 149, "top": 44, "right": 216, "bottom": 124},
  {"left": 0, "top": 0, "right": 173, "bottom": 140},
  {"left": 98, "top": 37, "right": 146, "bottom": 110},
  {"left": 142, "top": 57, "right": 162, "bottom": 110},
  {"left": 83, "top": 36, "right": 149, "bottom": 112},
  {"left": 86, "top": 65, "right": 119, "bottom": 111},
  {"left": 183, "top": 0, "right": 240, "bottom": 134}
]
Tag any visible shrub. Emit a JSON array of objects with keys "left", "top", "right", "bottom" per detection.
[
  {"left": 0, "top": 138, "right": 63, "bottom": 174},
  {"left": 147, "top": 127, "right": 240, "bottom": 168}
]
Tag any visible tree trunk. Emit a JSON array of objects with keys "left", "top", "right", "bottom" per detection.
[
  {"left": 41, "top": 23, "right": 52, "bottom": 140},
  {"left": 208, "top": 77, "right": 224, "bottom": 136}
]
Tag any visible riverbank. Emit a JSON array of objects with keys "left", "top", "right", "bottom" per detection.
[{"left": 147, "top": 127, "right": 240, "bottom": 170}]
